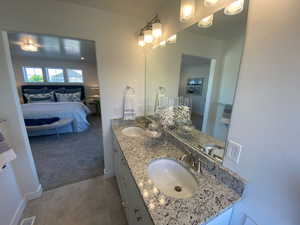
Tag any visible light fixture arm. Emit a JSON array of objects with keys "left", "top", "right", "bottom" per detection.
[{"left": 139, "top": 14, "right": 161, "bottom": 34}]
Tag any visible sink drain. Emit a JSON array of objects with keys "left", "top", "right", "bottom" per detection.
[{"left": 174, "top": 186, "right": 182, "bottom": 192}]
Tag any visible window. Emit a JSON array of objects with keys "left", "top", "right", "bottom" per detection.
[
  {"left": 23, "top": 67, "right": 44, "bottom": 82},
  {"left": 67, "top": 69, "right": 83, "bottom": 83},
  {"left": 46, "top": 68, "right": 64, "bottom": 82}
]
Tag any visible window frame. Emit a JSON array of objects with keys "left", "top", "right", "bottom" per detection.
[
  {"left": 22, "top": 66, "right": 45, "bottom": 83},
  {"left": 66, "top": 68, "right": 84, "bottom": 83},
  {"left": 45, "top": 67, "right": 65, "bottom": 83}
]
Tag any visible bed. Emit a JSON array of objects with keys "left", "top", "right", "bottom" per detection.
[{"left": 21, "top": 85, "right": 91, "bottom": 136}]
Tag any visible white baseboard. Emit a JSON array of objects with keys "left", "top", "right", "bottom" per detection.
[
  {"left": 24, "top": 184, "right": 43, "bottom": 201},
  {"left": 104, "top": 168, "right": 114, "bottom": 177},
  {"left": 9, "top": 199, "right": 26, "bottom": 225},
  {"left": 10, "top": 184, "right": 43, "bottom": 225}
]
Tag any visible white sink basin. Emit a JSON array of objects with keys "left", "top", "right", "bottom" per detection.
[
  {"left": 148, "top": 158, "right": 198, "bottom": 199},
  {"left": 122, "top": 127, "right": 145, "bottom": 137}
]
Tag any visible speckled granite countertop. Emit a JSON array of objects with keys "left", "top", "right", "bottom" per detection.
[{"left": 112, "top": 119, "right": 243, "bottom": 225}]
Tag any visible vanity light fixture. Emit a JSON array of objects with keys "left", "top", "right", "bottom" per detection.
[
  {"left": 152, "top": 44, "right": 159, "bottom": 49},
  {"left": 180, "top": 0, "right": 195, "bottom": 22},
  {"left": 204, "top": 0, "right": 219, "bottom": 7},
  {"left": 198, "top": 14, "right": 214, "bottom": 28},
  {"left": 167, "top": 34, "right": 177, "bottom": 44},
  {"left": 159, "top": 40, "right": 166, "bottom": 47},
  {"left": 144, "top": 30, "right": 153, "bottom": 44},
  {"left": 137, "top": 14, "right": 162, "bottom": 47},
  {"left": 224, "top": 0, "right": 244, "bottom": 15},
  {"left": 138, "top": 34, "right": 145, "bottom": 47},
  {"left": 152, "top": 22, "right": 162, "bottom": 38}
]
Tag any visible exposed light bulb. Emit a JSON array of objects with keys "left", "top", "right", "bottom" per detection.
[
  {"left": 138, "top": 35, "right": 145, "bottom": 47},
  {"left": 167, "top": 34, "right": 177, "bottom": 44},
  {"left": 198, "top": 14, "right": 214, "bottom": 28},
  {"left": 180, "top": 0, "right": 195, "bottom": 22},
  {"left": 204, "top": 0, "right": 219, "bottom": 7},
  {"left": 152, "top": 23, "right": 162, "bottom": 38},
  {"left": 224, "top": 0, "right": 244, "bottom": 15},
  {"left": 144, "top": 30, "right": 153, "bottom": 44},
  {"left": 138, "top": 182, "right": 144, "bottom": 188}
]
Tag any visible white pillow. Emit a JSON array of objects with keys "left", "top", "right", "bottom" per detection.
[
  {"left": 55, "top": 92, "right": 81, "bottom": 102},
  {"left": 24, "top": 92, "right": 54, "bottom": 103}
]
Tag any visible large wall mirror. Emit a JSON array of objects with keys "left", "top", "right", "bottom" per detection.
[{"left": 145, "top": 2, "right": 248, "bottom": 163}]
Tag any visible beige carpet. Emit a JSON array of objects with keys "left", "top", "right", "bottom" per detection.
[{"left": 21, "top": 176, "right": 128, "bottom": 225}]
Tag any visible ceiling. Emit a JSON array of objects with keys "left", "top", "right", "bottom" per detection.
[
  {"left": 8, "top": 32, "right": 97, "bottom": 63},
  {"left": 56, "top": 0, "right": 164, "bottom": 20},
  {"left": 186, "top": 5, "right": 248, "bottom": 40},
  {"left": 182, "top": 54, "right": 211, "bottom": 67}
]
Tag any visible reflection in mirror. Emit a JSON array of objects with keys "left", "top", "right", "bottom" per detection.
[{"left": 145, "top": 3, "right": 248, "bottom": 163}]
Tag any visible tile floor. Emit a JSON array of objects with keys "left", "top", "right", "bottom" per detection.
[{"left": 21, "top": 176, "right": 128, "bottom": 225}]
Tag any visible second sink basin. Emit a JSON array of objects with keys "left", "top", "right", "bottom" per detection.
[
  {"left": 148, "top": 158, "right": 198, "bottom": 199},
  {"left": 122, "top": 127, "right": 145, "bottom": 137}
]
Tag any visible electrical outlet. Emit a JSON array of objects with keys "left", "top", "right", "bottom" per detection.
[{"left": 227, "top": 140, "right": 242, "bottom": 164}]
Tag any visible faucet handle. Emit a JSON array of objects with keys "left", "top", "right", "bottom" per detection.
[{"left": 180, "top": 154, "right": 188, "bottom": 161}]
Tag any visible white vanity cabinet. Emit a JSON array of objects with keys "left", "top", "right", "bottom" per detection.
[
  {"left": 113, "top": 137, "right": 154, "bottom": 225},
  {"left": 113, "top": 136, "right": 233, "bottom": 225},
  {"left": 204, "top": 208, "right": 232, "bottom": 225}
]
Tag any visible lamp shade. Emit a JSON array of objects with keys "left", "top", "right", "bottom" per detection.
[
  {"left": 198, "top": 14, "right": 214, "bottom": 28},
  {"left": 180, "top": 0, "right": 195, "bottom": 22},
  {"left": 224, "top": 0, "right": 244, "bottom": 15},
  {"left": 159, "top": 40, "right": 166, "bottom": 47},
  {"left": 167, "top": 34, "right": 177, "bottom": 44},
  {"left": 138, "top": 35, "right": 145, "bottom": 47},
  {"left": 144, "top": 30, "right": 153, "bottom": 43},
  {"left": 152, "top": 23, "right": 162, "bottom": 38}
]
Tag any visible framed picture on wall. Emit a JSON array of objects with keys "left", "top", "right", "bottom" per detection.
[{"left": 186, "top": 78, "right": 203, "bottom": 95}]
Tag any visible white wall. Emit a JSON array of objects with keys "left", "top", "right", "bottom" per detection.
[
  {"left": 0, "top": 32, "right": 40, "bottom": 225},
  {"left": 213, "top": 34, "right": 245, "bottom": 141},
  {"left": 0, "top": 0, "right": 144, "bottom": 224},
  {"left": 12, "top": 56, "right": 99, "bottom": 100},
  {"left": 224, "top": 0, "right": 300, "bottom": 224}
]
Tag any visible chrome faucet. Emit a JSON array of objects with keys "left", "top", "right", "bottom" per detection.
[{"left": 180, "top": 153, "right": 203, "bottom": 174}]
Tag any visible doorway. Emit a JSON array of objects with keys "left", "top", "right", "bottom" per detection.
[
  {"left": 7, "top": 31, "right": 104, "bottom": 190},
  {"left": 179, "top": 54, "right": 213, "bottom": 131}
]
